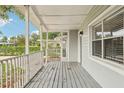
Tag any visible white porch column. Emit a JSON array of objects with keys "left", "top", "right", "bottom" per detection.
[
  {"left": 61, "top": 32, "right": 63, "bottom": 62},
  {"left": 25, "top": 5, "right": 30, "bottom": 54},
  {"left": 40, "top": 24, "right": 43, "bottom": 51},
  {"left": 46, "top": 31, "right": 48, "bottom": 63},
  {"left": 25, "top": 5, "right": 30, "bottom": 82}
]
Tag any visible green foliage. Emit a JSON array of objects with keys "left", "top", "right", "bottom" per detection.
[
  {"left": 42, "top": 32, "right": 60, "bottom": 40},
  {"left": 42, "top": 32, "right": 46, "bottom": 39},
  {"left": 30, "top": 33, "right": 39, "bottom": 46},
  {"left": 16, "top": 35, "right": 25, "bottom": 46},
  {"left": 48, "top": 32, "right": 60, "bottom": 39},
  {"left": 1, "top": 36, "right": 8, "bottom": 42},
  {"left": 0, "top": 5, "right": 24, "bottom": 20},
  {"left": 0, "top": 46, "right": 40, "bottom": 56},
  {"left": 0, "top": 63, "right": 24, "bottom": 87},
  {"left": 9, "top": 36, "right": 16, "bottom": 43}
]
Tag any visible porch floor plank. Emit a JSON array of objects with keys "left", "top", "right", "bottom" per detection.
[{"left": 25, "top": 62, "right": 101, "bottom": 88}]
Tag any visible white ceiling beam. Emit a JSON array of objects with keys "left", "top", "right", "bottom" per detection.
[
  {"left": 30, "top": 6, "right": 48, "bottom": 31},
  {"left": 39, "top": 14, "right": 88, "bottom": 17}
]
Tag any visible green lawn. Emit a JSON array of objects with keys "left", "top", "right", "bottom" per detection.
[{"left": 0, "top": 46, "right": 40, "bottom": 56}]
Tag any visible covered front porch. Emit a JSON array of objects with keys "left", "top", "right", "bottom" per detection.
[
  {"left": 0, "top": 5, "right": 103, "bottom": 88},
  {"left": 25, "top": 62, "right": 101, "bottom": 88}
]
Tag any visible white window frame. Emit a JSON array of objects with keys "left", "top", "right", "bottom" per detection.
[{"left": 88, "top": 6, "right": 124, "bottom": 72}]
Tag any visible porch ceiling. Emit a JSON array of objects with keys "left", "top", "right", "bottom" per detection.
[{"left": 31, "top": 5, "right": 93, "bottom": 32}]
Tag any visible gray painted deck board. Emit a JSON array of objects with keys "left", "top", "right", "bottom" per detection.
[
  {"left": 65, "top": 62, "right": 72, "bottom": 88},
  {"left": 71, "top": 63, "right": 85, "bottom": 88},
  {"left": 38, "top": 63, "right": 53, "bottom": 88},
  {"left": 58, "top": 62, "right": 63, "bottom": 88},
  {"left": 68, "top": 63, "right": 77, "bottom": 88},
  {"left": 34, "top": 64, "right": 51, "bottom": 88},
  {"left": 62, "top": 62, "right": 67, "bottom": 88},
  {"left": 53, "top": 62, "right": 61, "bottom": 88},
  {"left": 25, "top": 62, "right": 101, "bottom": 88},
  {"left": 47, "top": 62, "right": 59, "bottom": 88}
]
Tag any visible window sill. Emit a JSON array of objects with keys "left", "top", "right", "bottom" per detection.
[{"left": 89, "top": 55, "right": 124, "bottom": 76}]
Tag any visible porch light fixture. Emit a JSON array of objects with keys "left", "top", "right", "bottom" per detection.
[{"left": 80, "top": 31, "right": 83, "bottom": 35}]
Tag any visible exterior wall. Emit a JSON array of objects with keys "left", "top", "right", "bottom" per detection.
[
  {"left": 81, "top": 5, "right": 124, "bottom": 88},
  {"left": 69, "top": 30, "right": 78, "bottom": 62},
  {"left": 82, "top": 29, "right": 124, "bottom": 88}
]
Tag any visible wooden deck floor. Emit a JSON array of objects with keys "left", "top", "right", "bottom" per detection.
[{"left": 25, "top": 62, "right": 101, "bottom": 88}]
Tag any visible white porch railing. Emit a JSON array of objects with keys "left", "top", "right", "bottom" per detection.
[
  {"left": 0, "top": 51, "right": 43, "bottom": 88},
  {"left": 43, "top": 49, "right": 61, "bottom": 63}
]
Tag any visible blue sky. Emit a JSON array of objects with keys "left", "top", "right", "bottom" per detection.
[{"left": 0, "top": 12, "right": 38, "bottom": 38}]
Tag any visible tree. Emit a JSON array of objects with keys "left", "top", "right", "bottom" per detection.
[
  {"left": 42, "top": 32, "right": 60, "bottom": 40},
  {"left": 1, "top": 36, "right": 8, "bottom": 42},
  {"left": 30, "top": 33, "right": 39, "bottom": 46},
  {"left": 9, "top": 36, "right": 16, "bottom": 43},
  {"left": 0, "top": 5, "right": 24, "bottom": 20},
  {"left": 0, "top": 30, "right": 3, "bottom": 35},
  {"left": 48, "top": 32, "right": 60, "bottom": 40},
  {"left": 16, "top": 34, "right": 25, "bottom": 46}
]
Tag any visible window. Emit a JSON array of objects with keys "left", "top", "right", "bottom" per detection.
[
  {"left": 103, "top": 13, "right": 123, "bottom": 38},
  {"left": 103, "top": 13, "right": 124, "bottom": 64},
  {"left": 92, "top": 40, "right": 102, "bottom": 57},
  {"left": 92, "top": 23, "right": 102, "bottom": 58},
  {"left": 104, "top": 37, "right": 123, "bottom": 63},
  {"left": 91, "top": 8, "right": 124, "bottom": 64}
]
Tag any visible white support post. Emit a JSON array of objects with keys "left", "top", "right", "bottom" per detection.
[
  {"left": 40, "top": 24, "right": 43, "bottom": 51},
  {"left": 78, "top": 31, "right": 80, "bottom": 63},
  {"left": 40, "top": 24, "right": 43, "bottom": 66},
  {"left": 123, "top": 15, "right": 124, "bottom": 64},
  {"left": 101, "top": 21, "right": 104, "bottom": 59},
  {"left": 25, "top": 5, "right": 30, "bottom": 82},
  {"left": 61, "top": 32, "right": 63, "bottom": 62},
  {"left": 46, "top": 31, "right": 48, "bottom": 63},
  {"left": 67, "top": 31, "right": 70, "bottom": 62},
  {"left": 25, "top": 5, "right": 30, "bottom": 55}
]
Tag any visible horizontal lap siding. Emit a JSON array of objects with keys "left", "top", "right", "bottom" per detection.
[{"left": 81, "top": 6, "right": 124, "bottom": 88}]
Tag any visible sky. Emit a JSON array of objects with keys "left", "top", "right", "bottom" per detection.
[{"left": 0, "top": 12, "right": 39, "bottom": 38}]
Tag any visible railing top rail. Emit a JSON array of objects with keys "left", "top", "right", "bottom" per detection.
[{"left": 0, "top": 51, "right": 42, "bottom": 62}]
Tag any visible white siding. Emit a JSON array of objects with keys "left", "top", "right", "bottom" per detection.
[
  {"left": 69, "top": 30, "right": 78, "bottom": 62},
  {"left": 82, "top": 23, "right": 124, "bottom": 88}
]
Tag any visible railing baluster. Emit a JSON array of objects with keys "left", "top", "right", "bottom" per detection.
[
  {"left": 18, "top": 57, "right": 21, "bottom": 88},
  {"left": 14, "top": 58, "right": 17, "bottom": 88},
  {"left": 9, "top": 59, "right": 12, "bottom": 88},
  {"left": 26, "top": 55, "right": 30, "bottom": 82},
  {"left": 24, "top": 56, "right": 26, "bottom": 85},
  {"left": 17, "top": 57, "right": 20, "bottom": 88},
  {"left": 23, "top": 56, "right": 25, "bottom": 86},
  {"left": 20, "top": 56, "right": 22, "bottom": 87},
  {"left": 6, "top": 61, "right": 8, "bottom": 88},
  {"left": 16, "top": 58, "right": 19, "bottom": 88},
  {"left": 0, "top": 61, "right": 3, "bottom": 88},
  {"left": 0, "top": 51, "right": 43, "bottom": 88},
  {"left": 21, "top": 56, "right": 24, "bottom": 87},
  {"left": 13, "top": 59, "right": 16, "bottom": 88}
]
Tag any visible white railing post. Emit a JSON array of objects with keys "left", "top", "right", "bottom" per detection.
[
  {"left": 9, "top": 60, "right": 12, "bottom": 88},
  {"left": 26, "top": 55, "right": 30, "bottom": 82},
  {"left": 61, "top": 32, "right": 63, "bottom": 62},
  {"left": 40, "top": 24, "right": 43, "bottom": 66},
  {"left": 46, "top": 31, "right": 48, "bottom": 64},
  {"left": 0, "top": 62, "right": 3, "bottom": 88},
  {"left": 6, "top": 61, "right": 8, "bottom": 88},
  {"left": 40, "top": 24, "right": 43, "bottom": 51}
]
